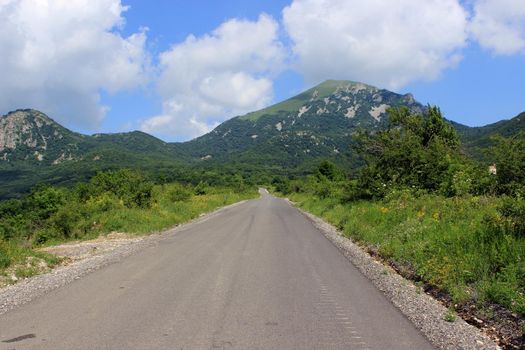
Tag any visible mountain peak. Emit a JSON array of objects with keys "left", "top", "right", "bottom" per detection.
[
  {"left": 3, "top": 109, "right": 55, "bottom": 125},
  {"left": 240, "top": 80, "right": 397, "bottom": 122},
  {"left": 0, "top": 109, "right": 80, "bottom": 163},
  {"left": 306, "top": 80, "right": 379, "bottom": 100}
]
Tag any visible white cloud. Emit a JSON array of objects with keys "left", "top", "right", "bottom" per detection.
[
  {"left": 470, "top": 0, "right": 525, "bottom": 55},
  {"left": 0, "top": 0, "right": 149, "bottom": 129},
  {"left": 141, "top": 14, "right": 284, "bottom": 140},
  {"left": 282, "top": 0, "right": 468, "bottom": 89}
]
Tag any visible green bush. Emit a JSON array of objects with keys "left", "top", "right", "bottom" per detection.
[
  {"left": 490, "top": 133, "right": 525, "bottom": 196},
  {"left": 167, "top": 184, "right": 192, "bottom": 202},
  {"left": 33, "top": 228, "right": 62, "bottom": 245},
  {"left": 354, "top": 106, "right": 466, "bottom": 198},
  {"left": 272, "top": 177, "right": 291, "bottom": 194},
  {"left": 50, "top": 204, "right": 85, "bottom": 239},
  {"left": 0, "top": 242, "right": 11, "bottom": 269},
  {"left": 26, "top": 185, "right": 66, "bottom": 222},
  {"left": 193, "top": 181, "right": 209, "bottom": 195},
  {"left": 90, "top": 169, "right": 154, "bottom": 208},
  {"left": 484, "top": 197, "right": 525, "bottom": 239}
]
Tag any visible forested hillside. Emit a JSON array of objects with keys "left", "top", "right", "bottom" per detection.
[{"left": 1, "top": 82, "right": 524, "bottom": 199}]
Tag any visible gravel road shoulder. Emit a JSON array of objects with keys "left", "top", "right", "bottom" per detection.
[
  {"left": 291, "top": 201, "right": 500, "bottom": 350},
  {"left": 0, "top": 199, "right": 248, "bottom": 316}
]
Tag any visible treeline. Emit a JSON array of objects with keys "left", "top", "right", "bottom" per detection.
[
  {"left": 0, "top": 168, "right": 254, "bottom": 252},
  {"left": 276, "top": 107, "right": 525, "bottom": 325},
  {"left": 277, "top": 107, "right": 525, "bottom": 238}
]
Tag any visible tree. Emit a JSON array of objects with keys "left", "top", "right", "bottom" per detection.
[
  {"left": 490, "top": 132, "right": 525, "bottom": 196},
  {"left": 89, "top": 169, "right": 153, "bottom": 208},
  {"left": 316, "top": 160, "right": 345, "bottom": 182},
  {"left": 354, "top": 106, "right": 464, "bottom": 198}
]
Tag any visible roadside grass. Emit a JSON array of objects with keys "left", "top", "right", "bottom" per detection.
[
  {"left": 0, "top": 240, "right": 63, "bottom": 286},
  {"left": 0, "top": 184, "right": 257, "bottom": 283},
  {"left": 93, "top": 186, "right": 256, "bottom": 235},
  {"left": 289, "top": 192, "right": 525, "bottom": 317}
]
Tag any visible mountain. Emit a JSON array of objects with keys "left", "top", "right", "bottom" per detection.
[
  {"left": 1, "top": 81, "right": 524, "bottom": 198},
  {"left": 179, "top": 80, "right": 425, "bottom": 170},
  {"left": 454, "top": 111, "right": 525, "bottom": 160},
  {"left": 0, "top": 109, "right": 185, "bottom": 199}
]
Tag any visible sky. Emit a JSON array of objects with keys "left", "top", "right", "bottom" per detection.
[{"left": 0, "top": 0, "right": 524, "bottom": 142}]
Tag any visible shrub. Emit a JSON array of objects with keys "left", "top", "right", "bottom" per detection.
[
  {"left": 354, "top": 106, "right": 465, "bottom": 198},
  {"left": 272, "top": 177, "right": 291, "bottom": 194},
  {"left": 167, "top": 184, "right": 192, "bottom": 202},
  {"left": 50, "top": 204, "right": 85, "bottom": 239},
  {"left": 89, "top": 169, "right": 154, "bottom": 208},
  {"left": 193, "top": 182, "right": 209, "bottom": 196},
  {"left": 490, "top": 133, "right": 525, "bottom": 196},
  {"left": 26, "top": 185, "right": 66, "bottom": 221},
  {"left": 494, "top": 197, "right": 525, "bottom": 238},
  {"left": 0, "top": 242, "right": 11, "bottom": 269},
  {"left": 33, "top": 228, "right": 62, "bottom": 245}
]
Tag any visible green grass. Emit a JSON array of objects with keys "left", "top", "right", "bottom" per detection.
[
  {"left": 239, "top": 80, "right": 362, "bottom": 121},
  {"left": 444, "top": 307, "right": 457, "bottom": 322},
  {"left": 91, "top": 185, "right": 256, "bottom": 235},
  {"left": 240, "top": 98, "right": 305, "bottom": 121},
  {"left": 0, "top": 240, "right": 62, "bottom": 284},
  {"left": 0, "top": 184, "right": 257, "bottom": 281},
  {"left": 290, "top": 192, "right": 525, "bottom": 316}
]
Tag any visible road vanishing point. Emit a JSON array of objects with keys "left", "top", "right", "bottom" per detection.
[{"left": 0, "top": 191, "right": 434, "bottom": 349}]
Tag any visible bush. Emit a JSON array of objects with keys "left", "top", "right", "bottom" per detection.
[
  {"left": 90, "top": 169, "right": 154, "bottom": 208},
  {"left": 33, "top": 228, "right": 62, "bottom": 245},
  {"left": 354, "top": 106, "right": 465, "bottom": 198},
  {"left": 167, "top": 184, "right": 192, "bottom": 202},
  {"left": 272, "top": 177, "right": 291, "bottom": 194},
  {"left": 0, "top": 242, "right": 11, "bottom": 269},
  {"left": 50, "top": 204, "right": 85, "bottom": 239},
  {"left": 193, "top": 182, "right": 209, "bottom": 195},
  {"left": 485, "top": 197, "right": 525, "bottom": 238},
  {"left": 490, "top": 133, "right": 525, "bottom": 196},
  {"left": 26, "top": 185, "right": 66, "bottom": 221}
]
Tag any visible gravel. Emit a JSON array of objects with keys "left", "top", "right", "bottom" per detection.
[
  {"left": 0, "top": 200, "right": 247, "bottom": 316},
  {"left": 295, "top": 205, "right": 501, "bottom": 350},
  {"left": 0, "top": 196, "right": 502, "bottom": 350}
]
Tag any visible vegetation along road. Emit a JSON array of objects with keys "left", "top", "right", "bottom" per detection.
[{"left": 0, "top": 191, "right": 433, "bottom": 349}]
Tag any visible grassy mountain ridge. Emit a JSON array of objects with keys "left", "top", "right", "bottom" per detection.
[
  {"left": 1, "top": 81, "right": 524, "bottom": 198},
  {"left": 0, "top": 109, "right": 186, "bottom": 199},
  {"left": 179, "top": 80, "right": 425, "bottom": 170},
  {"left": 455, "top": 111, "right": 525, "bottom": 159}
]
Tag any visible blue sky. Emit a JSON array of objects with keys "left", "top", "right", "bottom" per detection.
[{"left": 0, "top": 0, "right": 524, "bottom": 141}]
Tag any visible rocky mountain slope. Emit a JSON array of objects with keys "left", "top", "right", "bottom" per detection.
[
  {"left": 0, "top": 80, "right": 523, "bottom": 198},
  {"left": 0, "top": 109, "right": 185, "bottom": 198},
  {"left": 179, "top": 80, "right": 425, "bottom": 169},
  {"left": 0, "top": 109, "right": 84, "bottom": 164}
]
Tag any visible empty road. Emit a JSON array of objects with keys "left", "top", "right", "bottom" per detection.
[{"left": 0, "top": 192, "right": 433, "bottom": 349}]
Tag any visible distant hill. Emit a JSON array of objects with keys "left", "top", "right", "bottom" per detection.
[
  {"left": 454, "top": 111, "right": 525, "bottom": 160},
  {"left": 0, "top": 109, "right": 185, "bottom": 198},
  {"left": 1, "top": 82, "right": 523, "bottom": 198}
]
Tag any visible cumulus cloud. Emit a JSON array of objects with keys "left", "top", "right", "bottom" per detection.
[
  {"left": 0, "top": 0, "right": 149, "bottom": 129},
  {"left": 282, "top": 0, "right": 468, "bottom": 89},
  {"left": 470, "top": 0, "right": 525, "bottom": 55},
  {"left": 141, "top": 14, "right": 284, "bottom": 140}
]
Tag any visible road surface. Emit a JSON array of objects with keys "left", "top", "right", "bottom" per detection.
[{"left": 0, "top": 192, "right": 434, "bottom": 349}]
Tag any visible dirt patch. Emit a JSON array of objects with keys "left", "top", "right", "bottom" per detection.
[{"left": 38, "top": 232, "right": 144, "bottom": 261}]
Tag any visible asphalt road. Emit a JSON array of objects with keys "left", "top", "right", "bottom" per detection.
[{"left": 0, "top": 191, "right": 434, "bottom": 349}]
